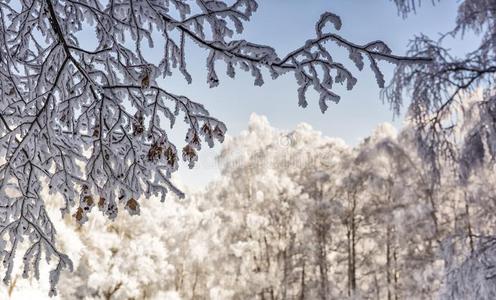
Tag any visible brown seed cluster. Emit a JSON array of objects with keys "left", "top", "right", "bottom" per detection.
[
  {"left": 133, "top": 111, "right": 145, "bottom": 136},
  {"left": 201, "top": 123, "right": 212, "bottom": 136},
  {"left": 190, "top": 132, "right": 201, "bottom": 147},
  {"left": 73, "top": 185, "right": 96, "bottom": 222},
  {"left": 92, "top": 126, "right": 100, "bottom": 138},
  {"left": 126, "top": 198, "right": 139, "bottom": 211},
  {"left": 165, "top": 146, "right": 177, "bottom": 167},
  {"left": 73, "top": 207, "right": 83, "bottom": 222},
  {"left": 98, "top": 197, "right": 106, "bottom": 209},
  {"left": 213, "top": 125, "right": 224, "bottom": 140},
  {"left": 182, "top": 144, "right": 197, "bottom": 161},
  {"left": 83, "top": 195, "right": 94, "bottom": 208},
  {"left": 147, "top": 142, "right": 178, "bottom": 169},
  {"left": 141, "top": 72, "right": 150, "bottom": 88},
  {"left": 147, "top": 142, "right": 163, "bottom": 162}
]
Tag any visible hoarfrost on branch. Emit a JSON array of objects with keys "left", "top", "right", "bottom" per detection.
[{"left": 0, "top": 0, "right": 427, "bottom": 294}]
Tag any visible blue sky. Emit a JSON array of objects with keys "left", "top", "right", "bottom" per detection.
[
  {"left": 160, "top": 1, "right": 471, "bottom": 188},
  {"left": 72, "top": 0, "right": 482, "bottom": 187},
  {"left": 75, "top": 1, "right": 471, "bottom": 188},
  {"left": 166, "top": 0, "right": 464, "bottom": 138}
]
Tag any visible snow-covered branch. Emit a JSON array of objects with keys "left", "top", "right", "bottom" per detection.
[{"left": 0, "top": 0, "right": 429, "bottom": 294}]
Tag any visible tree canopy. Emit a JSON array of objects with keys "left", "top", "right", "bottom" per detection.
[
  {"left": 0, "top": 0, "right": 427, "bottom": 294},
  {"left": 0, "top": 0, "right": 495, "bottom": 297}
]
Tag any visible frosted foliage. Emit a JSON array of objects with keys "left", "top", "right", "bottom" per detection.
[
  {"left": 59, "top": 197, "right": 179, "bottom": 300},
  {"left": 385, "top": 0, "right": 496, "bottom": 181},
  {"left": 185, "top": 115, "right": 476, "bottom": 299},
  {"left": 2, "top": 114, "right": 496, "bottom": 299},
  {"left": 392, "top": 0, "right": 440, "bottom": 17},
  {"left": 0, "top": 0, "right": 428, "bottom": 293},
  {"left": 442, "top": 238, "right": 496, "bottom": 300}
]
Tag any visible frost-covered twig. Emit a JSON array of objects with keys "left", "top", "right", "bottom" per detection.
[{"left": 0, "top": 0, "right": 427, "bottom": 294}]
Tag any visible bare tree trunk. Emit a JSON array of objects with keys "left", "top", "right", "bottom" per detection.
[
  {"left": 282, "top": 249, "right": 288, "bottom": 300},
  {"left": 175, "top": 264, "right": 184, "bottom": 291},
  {"left": 103, "top": 282, "right": 122, "bottom": 300},
  {"left": 347, "top": 226, "right": 352, "bottom": 297},
  {"left": 386, "top": 226, "right": 392, "bottom": 300},
  {"left": 427, "top": 186, "right": 439, "bottom": 239},
  {"left": 191, "top": 268, "right": 199, "bottom": 300},
  {"left": 464, "top": 192, "right": 474, "bottom": 253},
  {"left": 264, "top": 236, "right": 271, "bottom": 269},
  {"left": 386, "top": 222, "right": 400, "bottom": 300},
  {"left": 347, "top": 192, "right": 357, "bottom": 297},
  {"left": 351, "top": 194, "right": 357, "bottom": 294},
  {"left": 318, "top": 229, "right": 329, "bottom": 300},
  {"left": 393, "top": 246, "right": 399, "bottom": 300},
  {"left": 374, "top": 272, "right": 380, "bottom": 300},
  {"left": 300, "top": 260, "right": 306, "bottom": 300}
]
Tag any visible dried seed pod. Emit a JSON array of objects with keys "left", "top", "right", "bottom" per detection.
[
  {"left": 147, "top": 142, "right": 163, "bottom": 161},
  {"left": 140, "top": 71, "right": 150, "bottom": 88},
  {"left": 182, "top": 145, "right": 198, "bottom": 168},
  {"left": 132, "top": 111, "right": 145, "bottom": 136},
  {"left": 98, "top": 197, "right": 106, "bottom": 209},
  {"left": 125, "top": 198, "right": 140, "bottom": 216},
  {"left": 83, "top": 196, "right": 94, "bottom": 207},
  {"left": 165, "top": 146, "right": 177, "bottom": 168},
  {"left": 73, "top": 207, "right": 84, "bottom": 222},
  {"left": 201, "top": 123, "right": 212, "bottom": 135},
  {"left": 92, "top": 126, "right": 100, "bottom": 138}
]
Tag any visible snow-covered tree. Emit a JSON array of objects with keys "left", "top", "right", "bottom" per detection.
[
  {"left": 58, "top": 197, "right": 179, "bottom": 300},
  {"left": 441, "top": 236, "right": 496, "bottom": 300},
  {"left": 386, "top": 0, "right": 496, "bottom": 179},
  {"left": 196, "top": 114, "right": 350, "bottom": 299},
  {"left": 0, "top": 0, "right": 430, "bottom": 293},
  {"left": 1, "top": 112, "right": 494, "bottom": 299},
  {"left": 384, "top": 3, "right": 496, "bottom": 296}
]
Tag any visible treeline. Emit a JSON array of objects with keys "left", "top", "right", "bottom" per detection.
[{"left": 6, "top": 114, "right": 495, "bottom": 300}]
